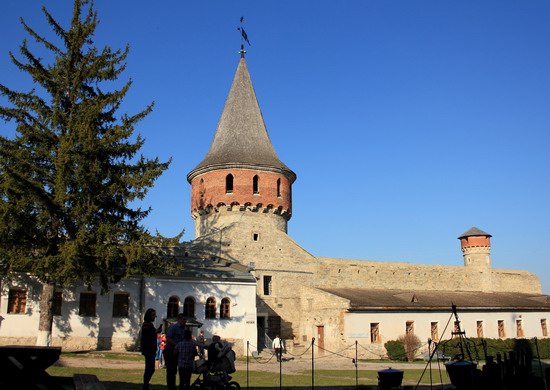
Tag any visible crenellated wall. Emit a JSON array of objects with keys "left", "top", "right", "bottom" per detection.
[{"left": 192, "top": 205, "right": 290, "bottom": 240}]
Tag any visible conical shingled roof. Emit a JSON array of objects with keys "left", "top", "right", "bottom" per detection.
[
  {"left": 187, "top": 57, "right": 296, "bottom": 183},
  {"left": 458, "top": 227, "right": 492, "bottom": 239}
]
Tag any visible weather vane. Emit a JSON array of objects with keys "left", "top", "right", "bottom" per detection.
[{"left": 237, "top": 16, "right": 251, "bottom": 57}]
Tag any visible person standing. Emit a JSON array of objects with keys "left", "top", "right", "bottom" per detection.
[
  {"left": 272, "top": 335, "right": 283, "bottom": 362},
  {"left": 196, "top": 330, "right": 206, "bottom": 358},
  {"left": 207, "top": 335, "right": 224, "bottom": 368},
  {"left": 175, "top": 329, "right": 198, "bottom": 390},
  {"left": 156, "top": 332, "right": 166, "bottom": 368},
  {"left": 141, "top": 308, "right": 160, "bottom": 390},
  {"left": 164, "top": 313, "right": 187, "bottom": 390}
]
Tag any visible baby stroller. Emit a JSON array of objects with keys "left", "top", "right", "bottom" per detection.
[{"left": 191, "top": 344, "right": 240, "bottom": 390}]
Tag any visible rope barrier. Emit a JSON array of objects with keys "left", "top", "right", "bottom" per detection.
[
  {"left": 246, "top": 343, "right": 277, "bottom": 364},
  {"left": 284, "top": 340, "right": 313, "bottom": 358}
]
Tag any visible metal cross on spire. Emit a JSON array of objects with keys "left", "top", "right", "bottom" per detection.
[{"left": 237, "top": 16, "right": 251, "bottom": 57}]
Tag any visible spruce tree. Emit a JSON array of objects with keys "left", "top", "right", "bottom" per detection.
[{"left": 0, "top": 0, "right": 171, "bottom": 346}]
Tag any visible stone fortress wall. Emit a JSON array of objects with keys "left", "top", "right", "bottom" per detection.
[
  {"left": 185, "top": 210, "right": 543, "bottom": 351},
  {"left": 187, "top": 213, "right": 542, "bottom": 297},
  {"left": 315, "top": 257, "right": 541, "bottom": 294}
]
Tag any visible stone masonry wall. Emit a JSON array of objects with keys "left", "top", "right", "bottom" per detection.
[
  {"left": 315, "top": 257, "right": 541, "bottom": 294},
  {"left": 193, "top": 207, "right": 289, "bottom": 242},
  {"left": 296, "top": 286, "right": 350, "bottom": 355},
  {"left": 0, "top": 336, "right": 136, "bottom": 352}
]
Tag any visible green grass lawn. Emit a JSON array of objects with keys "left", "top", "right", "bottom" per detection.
[{"left": 47, "top": 365, "right": 453, "bottom": 389}]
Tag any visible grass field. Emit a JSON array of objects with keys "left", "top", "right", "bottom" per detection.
[{"left": 47, "top": 365, "right": 453, "bottom": 389}]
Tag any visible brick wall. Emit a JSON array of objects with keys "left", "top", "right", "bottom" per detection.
[{"left": 190, "top": 168, "right": 292, "bottom": 237}]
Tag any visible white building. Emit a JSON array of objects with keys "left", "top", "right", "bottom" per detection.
[{"left": 0, "top": 254, "right": 258, "bottom": 355}]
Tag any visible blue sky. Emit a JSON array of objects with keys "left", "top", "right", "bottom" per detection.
[{"left": 1, "top": 1, "right": 549, "bottom": 294}]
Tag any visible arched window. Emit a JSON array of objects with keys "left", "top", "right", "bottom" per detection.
[
  {"left": 225, "top": 174, "right": 233, "bottom": 193},
  {"left": 183, "top": 296, "right": 195, "bottom": 318},
  {"left": 276, "top": 178, "right": 281, "bottom": 197},
  {"left": 167, "top": 296, "right": 179, "bottom": 318},
  {"left": 205, "top": 297, "right": 216, "bottom": 319},
  {"left": 220, "top": 298, "right": 231, "bottom": 320},
  {"left": 253, "top": 175, "right": 259, "bottom": 194}
]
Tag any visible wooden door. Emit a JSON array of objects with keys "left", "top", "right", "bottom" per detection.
[{"left": 316, "top": 325, "right": 324, "bottom": 352}]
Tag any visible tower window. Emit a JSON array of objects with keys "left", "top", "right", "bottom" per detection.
[
  {"left": 277, "top": 178, "right": 281, "bottom": 197},
  {"left": 253, "top": 175, "right": 259, "bottom": 194},
  {"left": 225, "top": 174, "right": 233, "bottom": 193},
  {"left": 205, "top": 297, "right": 216, "bottom": 319},
  {"left": 253, "top": 232, "right": 259, "bottom": 241},
  {"left": 263, "top": 275, "right": 272, "bottom": 296},
  {"left": 167, "top": 296, "right": 179, "bottom": 318}
]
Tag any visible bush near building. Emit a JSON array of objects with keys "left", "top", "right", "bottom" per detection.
[
  {"left": 437, "top": 337, "right": 550, "bottom": 360},
  {"left": 384, "top": 340, "right": 407, "bottom": 361}
]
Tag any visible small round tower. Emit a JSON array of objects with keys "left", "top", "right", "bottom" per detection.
[
  {"left": 187, "top": 56, "right": 296, "bottom": 238},
  {"left": 458, "top": 227, "right": 492, "bottom": 269}
]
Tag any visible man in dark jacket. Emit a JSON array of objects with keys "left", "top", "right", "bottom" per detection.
[{"left": 164, "top": 313, "right": 187, "bottom": 390}]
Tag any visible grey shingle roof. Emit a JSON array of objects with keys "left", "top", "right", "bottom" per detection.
[
  {"left": 320, "top": 288, "right": 550, "bottom": 312},
  {"left": 155, "top": 246, "right": 255, "bottom": 283},
  {"left": 188, "top": 58, "right": 296, "bottom": 183},
  {"left": 458, "top": 227, "right": 492, "bottom": 239}
]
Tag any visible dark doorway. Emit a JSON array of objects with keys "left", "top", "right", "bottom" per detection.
[
  {"left": 257, "top": 316, "right": 266, "bottom": 351},
  {"left": 268, "top": 315, "right": 281, "bottom": 339}
]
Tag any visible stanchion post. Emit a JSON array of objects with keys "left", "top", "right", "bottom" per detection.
[
  {"left": 312, "top": 337, "right": 315, "bottom": 390},
  {"left": 355, "top": 340, "right": 359, "bottom": 389},
  {"left": 428, "top": 338, "right": 433, "bottom": 387},
  {"left": 246, "top": 340, "right": 249, "bottom": 390},
  {"left": 279, "top": 343, "right": 282, "bottom": 390}
]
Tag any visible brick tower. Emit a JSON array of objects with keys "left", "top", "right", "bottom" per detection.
[
  {"left": 187, "top": 55, "right": 296, "bottom": 239},
  {"left": 458, "top": 227, "right": 492, "bottom": 269}
]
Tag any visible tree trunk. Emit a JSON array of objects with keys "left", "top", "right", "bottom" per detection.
[{"left": 36, "top": 282, "right": 55, "bottom": 346}]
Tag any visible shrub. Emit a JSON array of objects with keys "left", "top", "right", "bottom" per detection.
[
  {"left": 398, "top": 333, "right": 422, "bottom": 362},
  {"left": 384, "top": 339, "right": 406, "bottom": 361},
  {"left": 437, "top": 337, "right": 550, "bottom": 360}
]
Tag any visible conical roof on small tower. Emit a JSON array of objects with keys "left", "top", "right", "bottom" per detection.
[
  {"left": 187, "top": 57, "right": 296, "bottom": 183},
  {"left": 458, "top": 227, "right": 492, "bottom": 239}
]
